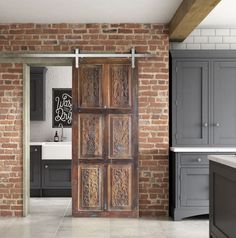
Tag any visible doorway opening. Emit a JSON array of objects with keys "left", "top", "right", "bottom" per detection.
[
  {"left": 29, "top": 66, "right": 72, "bottom": 216},
  {"left": 21, "top": 54, "right": 139, "bottom": 217}
]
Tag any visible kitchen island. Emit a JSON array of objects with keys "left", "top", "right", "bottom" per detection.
[{"left": 208, "top": 155, "right": 236, "bottom": 238}]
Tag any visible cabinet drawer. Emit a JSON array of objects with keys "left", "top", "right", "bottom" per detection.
[{"left": 180, "top": 154, "right": 209, "bottom": 166}]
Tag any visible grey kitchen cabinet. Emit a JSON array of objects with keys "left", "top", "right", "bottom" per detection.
[
  {"left": 30, "top": 146, "right": 41, "bottom": 197},
  {"left": 170, "top": 51, "right": 236, "bottom": 221},
  {"left": 30, "top": 67, "right": 47, "bottom": 121},
  {"left": 170, "top": 152, "right": 209, "bottom": 221},
  {"left": 170, "top": 152, "right": 234, "bottom": 221},
  {"left": 171, "top": 51, "right": 236, "bottom": 147}
]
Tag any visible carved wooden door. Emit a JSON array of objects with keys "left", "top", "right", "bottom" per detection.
[{"left": 72, "top": 58, "right": 138, "bottom": 217}]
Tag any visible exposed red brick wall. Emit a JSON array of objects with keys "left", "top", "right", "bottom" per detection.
[
  {"left": 0, "top": 63, "right": 23, "bottom": 216},
  {"left": 0, "top": 23, "right": 169, "bottom": 217}
]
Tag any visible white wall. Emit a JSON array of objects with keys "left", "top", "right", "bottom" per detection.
[
  {"left": 171, "top": 28, "right": 236, "bottom": 50},
  {"left": 30, "top": 66, "right": 72, "bottom": 142}
]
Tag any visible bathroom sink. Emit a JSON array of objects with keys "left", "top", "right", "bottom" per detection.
[{"left": 42, "top": 141, "right": 72, "bottom": 160}]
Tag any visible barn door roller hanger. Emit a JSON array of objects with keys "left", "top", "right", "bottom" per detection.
[
  {"left": 74, "top": 48, "right": 155, "bottom": 68},
  {"left": 10, "top": 48, "right": 155, "bottom": 68}
]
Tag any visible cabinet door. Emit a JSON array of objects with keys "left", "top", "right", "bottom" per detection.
[
  {"left": 174, "top": 61, "right": 209, "bottom": 145},
  {"left": 180, "top": 167, "right": 209, "bottom": 207},
  {"left": 30, "top": 67, "right": 46, "bottom": 121},
  {"left": 30, "top": 146, "right": 41, "bottom": 189},
  {"left": 42, "top": 160, "right": 71, "bottom": 188},
  {"left": 213, "top": 62, "right": 236, "bottom": 145}
]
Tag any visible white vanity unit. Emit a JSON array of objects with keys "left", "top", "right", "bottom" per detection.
[
  {"left": 30, "top": 142, "right": 72, "bottom": 197},
  {"left": 209, "top": 155, "right": 236, "bottom": 238}
]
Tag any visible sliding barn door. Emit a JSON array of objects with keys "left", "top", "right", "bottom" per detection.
[{"left": 72, "top": 58, "right": 138, "bottom": 217}]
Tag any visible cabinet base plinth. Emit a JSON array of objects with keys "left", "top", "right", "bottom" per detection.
[{"left": 171, "top": 207, "right": 209, "bottom": 221}]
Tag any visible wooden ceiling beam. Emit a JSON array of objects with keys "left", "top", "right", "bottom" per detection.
[{"left": 169, "top": 0, "right": 221, "bottom": 42}]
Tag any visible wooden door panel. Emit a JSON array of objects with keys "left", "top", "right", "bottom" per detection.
[
  {"left": 73, "top": 59, "right": 138, "bottom": 217},
  {"left": 78, "top": 164, "right": 103, "bottom": 211},
  {"left": 109, "top": 64, "right": 131, "bottom": 108},
  {"left": 78, "top": 114, "right": 103, "bottom": 159},
  {"left": 79, "top": 65, "right": 102, "bottom": 108},
  {"left": 108, "top": 164, "right": 132, "bottom": 211},
  {"left": 109, "top": 115, "right": 132, "bottom": 159}
]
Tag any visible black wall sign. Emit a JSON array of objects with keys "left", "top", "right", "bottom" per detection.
[{"left": 52, "top": 88, "right": 72, "bottom": 128}]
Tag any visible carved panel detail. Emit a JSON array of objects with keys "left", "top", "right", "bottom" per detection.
[
  {"left": 80, "top": 166, "right": 102, "bottom": 210},
  {"left": 109, "top": 165, "right": 132, "bottom": 209},
  {"left": 80, "top": 115, "right": 102, "bottom": 158},
  {"left": 80, "top": 65, "right": 102, "bottom": 107},
  {"left": 110, "top": 116, "right": 131, "bottom": 158},
  {"left": 110, "top": 65, "right": 130, "bottom": 108}
]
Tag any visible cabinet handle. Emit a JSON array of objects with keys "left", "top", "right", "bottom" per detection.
[
  {"left": 197, "top": 158, "right": 202, "bottom": 162},
  {"left": 215, "top": 123, "right": 220, "bottom": 127},
  {"left": 203, "top": 123, "right": 208, "bottom": 127},
  {"left": 34, "top": 148, "right": 38, "bottom": 152},
  {"left": 45, "top": 165, "right": 48, "bottom": 169}
]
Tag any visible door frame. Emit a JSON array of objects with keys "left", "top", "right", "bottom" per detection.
[{"left": 19, "top": 58, "right": 73, "bottom": 216}]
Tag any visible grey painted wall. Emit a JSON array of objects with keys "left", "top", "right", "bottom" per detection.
[
  {"left": 30, "top": 66, "right": 72, "bottom": 142},
  {"left": 171, "top": 28, "right": 236, "bottom": 50}
]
